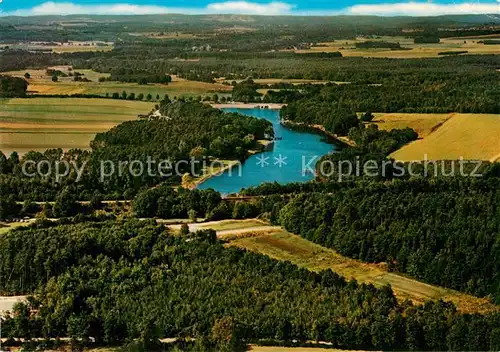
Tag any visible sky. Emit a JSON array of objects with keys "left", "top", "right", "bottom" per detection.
[{"left": 0, "top": 0, "right": 499, "bottom": 17}]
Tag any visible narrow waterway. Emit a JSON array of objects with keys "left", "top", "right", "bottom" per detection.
[{"left": 197, "top": 108, "right": 336, "bottom": 194}]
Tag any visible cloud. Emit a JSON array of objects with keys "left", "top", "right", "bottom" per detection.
[
  {"left": 5, "top": 1, "right": 293, "bottom": 16},
  {"left": 346, "top": 2, "right": 500, "bottom": 16},
  {"left": 9, "top": 2, "right": 184, "bottom": 15},
  {"left": 2, "top": 0, "right": 499, "bottom": 16},
  {"left": 207, "top": 1, "right": 293, "bottom": 14}
]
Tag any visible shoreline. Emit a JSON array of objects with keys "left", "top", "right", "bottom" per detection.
[
  {"left": 182, "top": 160, "right": 242, "bottom": 190},
  {"left": 188, "top": 139, "right": 274, "bottom": 190},
  {"left": 211, "top": 103, "right": 285, "bottom": 110},
  {"left": 281, "top": 119, "right": 355, "bottom": 148}
]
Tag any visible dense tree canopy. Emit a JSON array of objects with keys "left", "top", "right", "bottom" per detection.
[
  {"left": 0, "top": 75, "right": 28, "bottom": 97},
  {"left": 0, "top": 101, "right": 273, "bottom": 206},
  {"left": 1, "top": 219, "right": 500, "bottom": 351}
]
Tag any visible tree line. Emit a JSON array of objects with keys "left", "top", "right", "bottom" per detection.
[
  {"left": 0, "top": 101, "right": 273, "bottom": 212},
  {"left": 1, "top": 218, "right": 500, "bottom": 351},
  {"left": 0, "top": 75, "right": 28, "bottom": 97}
]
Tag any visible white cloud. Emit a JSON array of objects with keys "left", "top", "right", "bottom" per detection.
[
  {"left": 347, "top": 2, "right": 500, "bottom": 16},
  {"left": 2, "top": 0, "right": 499, "bottom": 17},
  {"left": 207, "top": 1, "right": 293, "bottom": 14},
  {"left": 5, "top": 1, "right": 293, "bottom": 16},
  {"left": 9, "top": 2, "right": 183, "bottom": 15}
]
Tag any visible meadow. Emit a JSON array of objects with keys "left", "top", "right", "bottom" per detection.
[
  {"left": 294, "top": 36, "right": 500, "bottom": 58},
  {"left": 0, "top": 98, "right": 154, "bottom": 155},
  {"left": 227, "top": 230, "right": 498, "bottom": 314},
  {"left": 2, "top": 68, "right": 233, "bottom": 98},
  {"left": 390, "top": 113, "right": 500, "bottom": 161}
]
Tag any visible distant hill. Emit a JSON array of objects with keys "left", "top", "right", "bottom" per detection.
[{"left": 0, "top": 14, "right": 498, "bottom": 27}]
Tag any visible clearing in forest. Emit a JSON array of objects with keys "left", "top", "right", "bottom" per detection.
[
  {"left": 390, "top": 113, "right": 500, "bottom": 161},
  {"left": 227, "top": 229, "right": 498, "bottom": 314},
  {"left": 293, "top": 36, "right": 500, "bottom": 58}
]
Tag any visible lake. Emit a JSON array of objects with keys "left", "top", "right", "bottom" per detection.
[{"left": 197, "top": 108, "right": 336, "bottom": 195}]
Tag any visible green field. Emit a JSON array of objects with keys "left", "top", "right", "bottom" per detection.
[
  {"left": 196, "top": 219, "right": 268, "bottom": 231},
  {"left": 294, "top": 36, "right": 500, "bottom": 58},
  {"left": 228, "top": 230, "right": 498, "bottom": 314},
  {"left": 2, "top": 68, "right": 233, "bottom": 99},
  {"left": 0, "top": 98, "right": 154, "bottom": 155},
  {"left": 0, "top": 221, "right": 31, "bottom": 235}
]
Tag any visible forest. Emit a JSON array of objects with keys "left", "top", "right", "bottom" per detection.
[
  {"left": 274, "top": 180, "right": 500, "bottom": 302},
  {"left": 1, "top": 218, "right": 500, "bottom": 351},
  {"left": 0, "top": 100, "right": 273, "bottom": 213},
  {"left": 1, "top": 14, "right": 498, "bottom": 49},
  {"left": 278, "top": 62, "right": 500, "bottom": 116},
  {"left": 1, "top": 13, "right": 500, "bottom": 351},
  {"left": 0, "top": 75, "right": 29, "bottom": 97}
]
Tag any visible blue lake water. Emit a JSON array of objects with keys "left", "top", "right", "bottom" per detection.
[{"left": 197, "top": 108, "right": 336, "bottom": 195}]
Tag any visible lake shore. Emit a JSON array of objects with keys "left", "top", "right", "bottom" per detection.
[
  {"left": 211, "top": 103, "right": 285, "bottom": 110},
  {"left": 187, "top": 140, "right": 274, "bottom": 190},
  {"left": 281, "top": 120, "right": 355, "bottom": 148},
  {"left": 182, "top": 160, "right": 242, "bottom": 190}
]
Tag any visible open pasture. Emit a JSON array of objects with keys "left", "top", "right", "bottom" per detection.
[
  {"left": 0, "top": 98, "right": 154, "bottom": 155},
  {"left": 294, "top": 35, "right": 500, "bottom": 58},
  {"left": 2, "top": 68, "right": 233, "bottom": 98},
  {"left": 390, "top": 113, "right": 500, "bottom": 161},
  {"left": 372, "top": 112, "right": 451, "bottom": 138},
  {"left": 228, "top": 230, "right": 498, "bottom": 314}
]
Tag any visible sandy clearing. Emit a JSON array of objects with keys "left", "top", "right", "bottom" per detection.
[
  {"left": 249, "top": 347, "right": 369, "bottom": 352},
  {"left": 0, "top": 296, "right": 27, "bottom": 313},
  {"left": 211, "top": 103, "right": 285, "bottom": 109}
]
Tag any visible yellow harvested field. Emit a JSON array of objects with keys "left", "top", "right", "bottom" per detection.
[
  {"left": 0, "top": 98, "right": 154, "bottom": 155},
  {"left": 292, "top": 36, "right": 500, "bottom": 58},
  {"left": 228, "top": 230, "right": 498, "bottom": 314},
  {"left": 372, "top": 112, "right": 451, "bottom": 138},
  {"left": 391, "top": 114, "right": 500, "bottom": 161}
]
